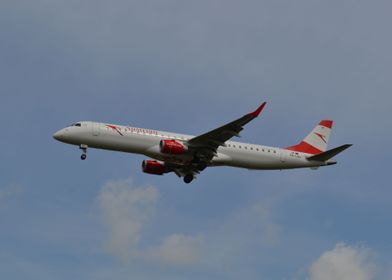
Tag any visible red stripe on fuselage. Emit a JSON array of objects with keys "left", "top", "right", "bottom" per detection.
[
  {"left": 106, "top": 124, "right": 124, "bottom": 136},
  {"left": 286, "top": 141, "right": 322, "bottom": 154}
]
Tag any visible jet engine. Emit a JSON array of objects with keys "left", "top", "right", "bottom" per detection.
[
  {"left": 160, "top": 139, "right": 188, "bottom": 155},
  {"left": 142, "top": 160, "right": 166, "bottom": 175}
]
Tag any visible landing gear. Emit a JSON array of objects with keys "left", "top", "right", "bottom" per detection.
[
  {"left": 183, "top": 174, "right": 194, "bottom": 184},
  {"left": 192, "top": 154, "right": 207, "bottom": 171},
  {"left": 79, "top": 144, "right": 88, "bottom": 160},
  {"left": 197, "top": 162, "right": 207, "bottom": 171}
]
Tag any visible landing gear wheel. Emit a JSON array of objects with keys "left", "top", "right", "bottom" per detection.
[
  {"left": 79, "top": 144, "right": 88, "bottom": 161},
  {"left": 183, "top": 174, "right": 194, "bottom": 184}
]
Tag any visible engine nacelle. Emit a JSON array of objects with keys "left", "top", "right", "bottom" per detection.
[
  {"left": 142, "top": 160, "right": 165, "bottom": 175},
  {"left": 160, "top": 139, "right": 188, "bottom": 155}
]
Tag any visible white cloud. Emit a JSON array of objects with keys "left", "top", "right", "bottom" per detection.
[
  {"left": 251, "top": 203, "right": 281, "bottom": 246},
  {"left": 143, "top": 234, "right": 204, "bottom": 266},
  {"left": 308, "top": 243, "right": 374, "bottom": 280},
  {"left": 97, "top": 178, "right": 158, "bottom": 259},
  {"left": 97, "top": 178, "right": 203, "bottom": 266}
]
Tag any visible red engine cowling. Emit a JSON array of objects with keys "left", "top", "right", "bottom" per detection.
[
  {"left": 160, "top": 140, "right": 188, "bottom": 155},
  {"left": 142, "top": 160, "right": 165, "bottom": 175}
]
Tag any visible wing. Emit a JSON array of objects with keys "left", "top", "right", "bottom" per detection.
[{"left": 187, "top": 102, "right": 267, "bottom": 161}]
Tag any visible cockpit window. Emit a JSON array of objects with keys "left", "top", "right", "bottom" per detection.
[{"left": 69, "top": 123, "right": 82, "bottom": 127}]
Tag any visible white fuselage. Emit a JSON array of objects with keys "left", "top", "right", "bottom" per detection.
[{"left": 53, "top": 121, "right": 328, "bottom": 170}]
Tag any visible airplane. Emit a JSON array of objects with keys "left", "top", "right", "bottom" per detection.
[{"left": 53, "top": 102, "right": 352, "bottom": 183}]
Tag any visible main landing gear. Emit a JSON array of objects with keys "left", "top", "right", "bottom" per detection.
[
  {"left": 80, "top": 144, "right": 88, "bottom": 160},
  {"left": 183, "top": 174, "right": 194, "bottom": 184}
]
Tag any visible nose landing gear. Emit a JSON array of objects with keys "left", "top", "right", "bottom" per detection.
[{"left": 80, "top": 144, "right": 88, "bottom": 160}]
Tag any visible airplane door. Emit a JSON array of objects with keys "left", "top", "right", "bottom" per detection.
[
  {"left": 92, "top": 123, "right": 100, "bottom": 136},
  {"left": 279, "top": 148, "right": 286, "bottom": 163}
]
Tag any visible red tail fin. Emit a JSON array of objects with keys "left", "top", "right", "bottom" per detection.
[{"left": 286, "top": 120, "right": 333, "bottom": 155}]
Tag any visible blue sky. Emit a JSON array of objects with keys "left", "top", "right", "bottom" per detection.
[{"left": 1, "top": 0, "right": 391, "bottom": 279}]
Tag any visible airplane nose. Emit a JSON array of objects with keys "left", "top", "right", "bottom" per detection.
[{"left": 53, "top": 130, "right": 64, "bottom": 141}]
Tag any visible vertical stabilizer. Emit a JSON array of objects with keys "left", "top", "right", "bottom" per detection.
[{"left": 286, "top": 120, "right": 333, "bottom": 154}]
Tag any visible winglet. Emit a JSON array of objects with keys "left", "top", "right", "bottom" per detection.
[{"left": 249, "top": 102, "right": 267, "bottom": 118}]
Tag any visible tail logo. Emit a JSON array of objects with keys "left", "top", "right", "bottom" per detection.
[{"left": 314, "top": 132, "right": 327, "bottom": 144}]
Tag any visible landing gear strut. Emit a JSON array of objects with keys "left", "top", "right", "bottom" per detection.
[
  {"left": 80, "top": 144, "right": 88, "bottom": 160},
  {"left": 183, "top": 174, "right": 194, "bottom": 184}
]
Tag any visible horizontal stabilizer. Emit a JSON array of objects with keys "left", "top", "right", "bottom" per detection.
[{"left": 307, "top": 144, "right": 352, "bottom": 162}]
